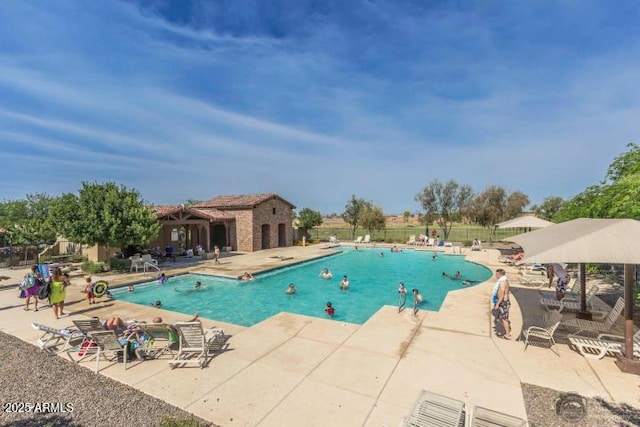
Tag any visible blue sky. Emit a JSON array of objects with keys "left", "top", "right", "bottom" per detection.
[{"left": 1, "top": 1, "right": 638, "bottom": 214}]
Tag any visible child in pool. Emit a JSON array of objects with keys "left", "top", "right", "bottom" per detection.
[{"left": 325, "top": 302, "right": 335, "bottom": 317}]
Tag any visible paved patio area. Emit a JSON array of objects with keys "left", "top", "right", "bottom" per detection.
[{"left": 0, "top": 244, "right": 638, "bottom": 426}]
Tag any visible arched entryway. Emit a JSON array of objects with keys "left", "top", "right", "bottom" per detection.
[
  {"left": 210, "top": 224, "right": 226, "bottom": 250},
  {"left": 261, "top": 224, "right": 270, "bottom": 249}
]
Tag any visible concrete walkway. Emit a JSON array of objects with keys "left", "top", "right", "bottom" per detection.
[{"left": 0, "top": 244, "right": 637, "bottom": 426}]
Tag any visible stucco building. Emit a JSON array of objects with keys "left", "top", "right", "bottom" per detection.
[{"left": 151, "top": 193, "right": 295, "bottom": 253}]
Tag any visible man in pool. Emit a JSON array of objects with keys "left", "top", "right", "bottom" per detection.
[
  {"left": 195, "top": 281, "right": 202, "bottom": 289},
  {"left": 285, "top": 283, "right": 296, "bottom": 294},
  {"left": 319, "top": 268, "right": 333, "bottom": 279},
  {"left": 340, "top": 275, "right": 349, "bottom": 290},
  {"left": 241, "top": 272, "right": 254, "bottom": 281}
]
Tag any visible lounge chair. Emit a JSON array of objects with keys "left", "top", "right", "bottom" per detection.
[
  {"left": 407, "top": 235, "right": 416, "bottom": 245},
  {"left": 540, "top": 285, "right": 599, "bottom": 312},
  {"left": 168, "top": 322, "right": 226, "bottom": 369},
  {"left": 522, "top": 310, "right": 563, "bottom": 351},
  {"left": 32, "top": 322, "right": 84, "bottom": 355},
  {"left": 470, "top": 405, "right": 526, "bottom": 427},
  {"left": 568, "top": 329, "right": 640, "bottom": 360},
  {"left": 354, "top": 236, "right": 363, "bottom": 244},
  {"left": 136, "top": 323, "right": 176, "bottom": 359},
  {"left": 362, "top": 234, "right": 371, "bottom": 244},
  {"left": 402, "top": 389, "right": 465, "bottom": 427},
  {"left": 426, "top": 238, "right": 435, "bottom": 247},
  {"left": 88, "top": 330, "right": 134, "bottom": 373},
  {"left": 471, "top": 240, "right": 483, "bottom": 251},
  {"left": 67, "top": 318, "right": 107, "bottom": 362},
  {"left": 561, "top": 297, "right": 625, "bottom": 335}
]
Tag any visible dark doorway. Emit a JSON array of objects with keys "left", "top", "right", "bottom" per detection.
[
  {"left": 211, "top": 224, "right": 226, "bottom": 250},
  {"left": 261, "top": 224, "right": 270, "bottom": 249},
  {"left": 278, "top": 223, "right": 286, "bottom": 247}
]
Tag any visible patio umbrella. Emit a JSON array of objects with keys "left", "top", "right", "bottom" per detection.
[
  {"left": 496, "top": 215, "right": 555, "bottom": 229},
  {"left": 507, "top": 218, "right": 640, "bottom": 370}
]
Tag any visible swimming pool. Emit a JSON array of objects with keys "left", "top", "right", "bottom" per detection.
[{"left": 112, "top": 248, "right": 492, "bottom": 326}]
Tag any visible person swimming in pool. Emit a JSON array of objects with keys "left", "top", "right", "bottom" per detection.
[
  {"left": 319, "top": 268, "right": 333, "bottom": 279},
  {"left": 158, "top": 272, "right": 168, "bottom": 284},
  {"left": 325, "top": 302, "right": 335, "bottom": 317},
  {"left": 285, "top": 283, "right": 296, "bottom": 294},
  {"left": 241, "top": 272, "right": 254, "bottom": 281},
  {"left": 340, "top": 275, "right": 349, "bottom": 290},
  {"left": 152, "top": 300, "right": 162, "bottom": 308}
]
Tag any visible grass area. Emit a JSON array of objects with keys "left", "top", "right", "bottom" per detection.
[{"left": 312, "top": 219, "right": 523, "bottom": 244}]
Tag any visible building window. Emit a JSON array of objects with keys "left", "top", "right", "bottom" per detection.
[{"left": 272, "top": 208, "right": 276, "bottom": 215}]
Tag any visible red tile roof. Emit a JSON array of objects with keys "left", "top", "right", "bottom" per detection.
[{"left": 194, "top": 193, "right": 296, "bottom": 209}]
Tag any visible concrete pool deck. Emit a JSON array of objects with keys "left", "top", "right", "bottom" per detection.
[{"left": 0, "top": 244, "right": 638, "bottom": 426}]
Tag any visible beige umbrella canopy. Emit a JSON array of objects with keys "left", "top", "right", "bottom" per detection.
[
  {"left": 509, "top": 218, "right": 640, "bottom": 264},
  {"left": 507, "top": 218, "right": 640, "bottom": 370},
  {"left": 496, "top": 215, "right": 554, "bottom": 229}
]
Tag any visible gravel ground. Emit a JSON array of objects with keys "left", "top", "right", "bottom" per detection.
[{"left": 0, "top": 332, "right": 216, "bottom": 427}]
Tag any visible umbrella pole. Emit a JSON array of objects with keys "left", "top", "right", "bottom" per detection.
[
  {"left": 576, "top": 264, "right": 592, "bottom": 320},
  {"left": 615, "top": 264, "right": 639, "bottom": 375}
]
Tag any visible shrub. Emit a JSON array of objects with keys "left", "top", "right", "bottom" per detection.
[
  {"left": 109, "top": 258, "right": 127, "bottom": 272},
  {"left": 586, "top": 263, "right": 600, "bottom": 274},
  {"left": 463, "top": 240, "right": 473, "bottom": 247},
  {"left": 81, "top": 261, "right": 106, "bottom": 274}
]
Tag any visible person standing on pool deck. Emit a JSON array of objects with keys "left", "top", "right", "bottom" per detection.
[
  {"left": 493, "top": 268, "right": 512, "bottom": 339},
  {"left": 214, "top": 245, "right": 221, "bottom": 265},
  {"left": 340, "top": 275, "right": 349, "bottom": 290}
]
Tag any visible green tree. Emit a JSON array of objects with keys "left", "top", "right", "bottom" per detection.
[
  {"left": 296, "top": 208, "right": 323, "bottom": 238},
  {"left": 360, "top": 204, "right": 386, "bottom": 237},
  {"left": 415, "top": 180, "right": 474, "bottom": 240},
  {"left": 0, "top": 194, "right": 57, "bottom": 246},
  {"left": 471, "top": 186, "right": 507, "bottom": 242},
  {"left": 531, "top": 196, "right": 564, "bottom": 220},
  {"left": 555, "top": 143, "right": 640, "bottom": 221},
  {"left": 342, "top": 195, "right": 368, "bottom": 240},
  {"left": 402, "top": 210, "right": 411, "bottom": 241},
  {"left": 505, "top": 191, "right": 530, "bottom": 219},
  {"left": 51, "top": 182, "right": 160, "bottom": 252}
]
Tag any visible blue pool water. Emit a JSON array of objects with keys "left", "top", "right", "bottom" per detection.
[{"left": 112, "top": 248, "right": 491, "bottom": 326}]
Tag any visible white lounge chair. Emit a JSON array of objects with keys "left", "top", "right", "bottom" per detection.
[
  {"left": 402, "top": 389, "right": 465, "bottom": 427},
  {"left": 88, "top": 330, "right": 133, "bottom": 373},
  {"left": 523, "top": 310, "right": 563, "bottom": 351},
  {"left": 135, "top": 323, "right": 176, "bottom": 359},
  {"left": 169, "top": 322, "right": 226, "bottom": 369},
  {"left": 362, "top": 234, "right": 371, "bottom": 244},
  {"left": 568, "top": 329, "right": 640, "bottom": 360},
  {"left": 470, "top": 405, "right": 526, "bottom": 427},
  {"left": 354, "top": 236, "right": 363, "bottom": 244},
  {"left": 561, "top": 297, "right": 625, "bottom": 335},
  {"left": 407, "top": 235, "right": 416, "bottom": 245},
  {"left": 67, "top": 318, "right": 107, "bottom": 362},
  {"left": 540, "top": 285, "right": 599, "bottom": 312},
  {"left": 426, "top": 238, "right": 435, "bottom": 246},
  {"left": 33, "top": 322, "right": 84, "bottom": 355},
  {"left": 470, "top": 240, "right": 483, "bottom": 251}
]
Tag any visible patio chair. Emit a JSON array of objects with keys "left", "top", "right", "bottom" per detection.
[
  {"left": 407, "top": 235, "right": 416, "bottom": 245},
  {"left": 168, "top": 322, "right": 226, "bottom": 369},
  {"left": 522, "top": 310, "right": 563, "bottom": 351},
  {"left": 540, "top": 285, "right": 599, "bottom": 312},
  {"left": 32, "top": 322, "right": 84, "bottom": 355},
  {"left": 129, "top": 255, "right": 144, "bottom": 272},
  {"left": 469, "top": 405, "right": 526, "bottom": 427},
  {"left": 561, "top": 297, "right": 625, "bottom": 335},
  {"left": 568, "top": 329, "right": 640, "bottom": 360},
  {"left": 354, "top": 236, "right": 363, "bottom": 244},
  {"left": 136, "top": 323, "right": 176, "bottom": 359},
  {"left": 426, "top": 238, "right": 435, "bottom": 247},
  {"left": 402, "top": 389, "right": 465, "bottom": 427},
  {"left": 471, "top": 240, "right": 483, "bottom": 251},
  {"left": 88, "top": 330, "right": 134, "bottom": 373},
  {"left": 67, "top": 318, "right": 106, "bottom": 362},
  {"left": 362, "top": 234, "right": 371, "bottom": 244}
]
